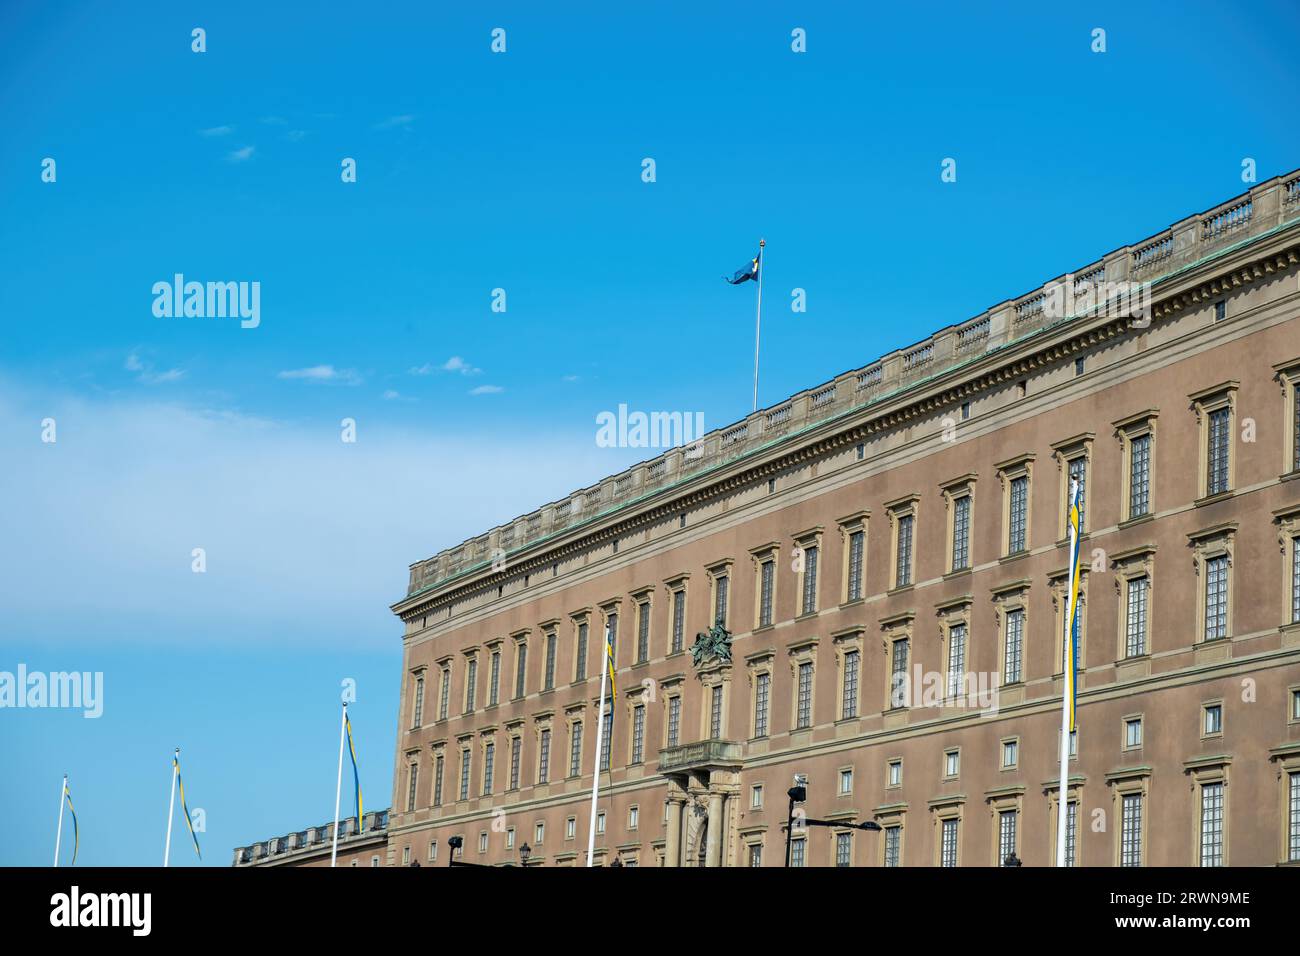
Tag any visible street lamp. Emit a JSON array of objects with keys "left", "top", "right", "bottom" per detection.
[
  {"left": 1003, "top": 853, "right": 1022, "bottom": 867},
  {"left": 446, "top": 835, "right": 463, "bottom": 867},
  {"left": 785, "top": 781, "right": 881, "bottom": 866},
  {"left": 519, "top": 842, "right": 531, "bottom": 867}
]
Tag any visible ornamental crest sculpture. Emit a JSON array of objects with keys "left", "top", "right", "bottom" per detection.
[{"left": 690, "top": 622, "right": 733, "bottom": 668}]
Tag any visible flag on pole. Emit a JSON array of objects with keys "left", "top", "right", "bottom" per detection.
[
  {"left": 63, "top": 782, "right": 78, "bottom": 866},
  {"left": 725, "top": 247, "right": 762, "bottom": 284},
  {"left": 345, "top": 708, "right": 363, "bottom": 827},
  {"left": 173, "top": 753, "right": 202, "bottom": 860},
  {"left": 604, "top": 630, "right": 617, "bottom": 700},
  {"left": 1064, "top": 481, "right": 1083, "bottom": 732}
]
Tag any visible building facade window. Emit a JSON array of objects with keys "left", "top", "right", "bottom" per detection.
[
  {"left": 889, "top": 637, "right": 909, "bottom": 709},
  {"left": 667, "top": 695, "right": 681, "bottom": 747},
  {"left": 796, "top": 661, "right": 813, "bottom": 729},
  {"left": 1205, "top": 554, "right": 1229, "bottom": 641},
  {"left": 940, "top": 818, "right": 959, "bottom": 867},
  {"left": 433, "top": 753, "right": 444, "bottom": 807},
  {"left": 463, "top": 657, "right": 478, "bottom": 715},
  {"left": 1120, "top": 793, "right": 1143, "bottom": 867},
  {"left": 951, "top": 494, "right": 971, "bottom": 571},
  {"left": 1289, "top": 772, "right": 1300, "bottom": 862},
  {"left": 1064, "top": 801, "right": 1077, "bottom": 867},
  {"left": 458, "top": 747, "right": 471, "bottom": 801},
  {"left": 835, "top": 832, "right": 852, "bottom": 867},
  {"left": 631, "top": 704, "right": 646, "bottom": 763},
  {"left": 759, "top": 559, "right": 775, "bottom": 627},
  {"left": 945, "top": 623, "right": 967, "bottom": 700},
  {"left": 712, "top": 571, "right": 730, "bottom": 627},
  {"left": 537, "top": 728, "right": 551, "bottom": 784},
  {"left": 411, "top": 674, "right": 425, "bottom": 728},
  {"left": 509, "top": 736, "right": 522, "bottom": 790},
  {"left": 841, "top": 649, "right": 859, "bottom": 719},
  {"left": 544, "top": 630, "right": 557, "bottom": 690},
  {"left": 753, "top": 672, "right": 770, "bottom": 738},
  {"left": 1191, "top": 382, "right": 1238, "bottom": 499},
  {"left": 406, "top": 761, "right": 418, "bottom": 811},
  {"left": 636, "top": 599, "right": 651, "bottom": 664},
  {"left": 1125, "top": 576, "right": 1149, "bottom": 657},
  {"left": 748, "top": 844, "right": 763, "bottom": 867},
  {"left": 488, "top": 648, "right": 501, "bottom": 706},
  {"left": 482, "top": 740, "right": 495, "bottom": 795},
  {"left": 894, "top": 515, "right": 914, "bottom": 587},
  {"left": 1200, "top": 781, "right": 1224, "bottom": 867},
  {"left": 1008, "top": 477, "right": 1028, "bottom": 552},
  {"left": 997, "top": 454, "right": 1035, "bottom": 557},
  {"left": 1207, "top": 407, "right": 1231, "bottom": 497},
  {"left": 575, "top": 619, "right": 589, "bottom": 681},
  {"left": 884, "top": 826, "right": 901, "bottom": 867},
  {"left": 599, "top": 709, "right": 613, "bottom": 771},
  {"left": 514, "top": 638, "right": 528, "bottom": 699},
  {"left": 705, "top": 684, "right": 722, "bottom": 739},
  {"left": 439, "top": 665, "right": 450, "bottom": 721},
  {"left": 998, "top": 810, "right": 1018, "bottom": 865},
  {"left": 568, "top": 721, "right": 583, "bottom": 778},
  {"left": 671, "top": 586, "right": 686, "bottom": 653},
  {"left": 790, "top": 838, "right": 806, "bottom": 868},
  {"left": 1004, "top": 607, "right": 1024, "bottom": 684},
  {"left": 801, "top": 545, "right": 819, "bottom": 615},
  {"left": 847, "top": 530, "right": 865, "bottom": 601}
]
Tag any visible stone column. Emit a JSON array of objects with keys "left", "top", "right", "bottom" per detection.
[
  {"left": 705, "top": 790, "right": 724, "bottom": 867},
  {"left": 665, "top": 796, "right": 684, "bottom": 867}
]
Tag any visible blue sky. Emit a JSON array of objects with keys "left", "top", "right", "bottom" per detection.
[{"left": 2, "top": 1, "right": 1299, "bottom": 865}]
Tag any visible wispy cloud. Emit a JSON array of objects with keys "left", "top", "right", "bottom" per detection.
[
  {"left": 125, "top": 351, "right": 185, "bottom": 385},
  {"left": 469, "top": 384, "right": 504, "bottom": 395},
  {"left": 259, "top": 115, "right": 287, "bottom": 126},
  {"left": 375, "top": 114, "right": 415, "bottom": 130},
  {"left": 409, "top": 356, "right": 482, "bottom": 376},
  {"left": 562, "top": 374, "right": 580, "bottom": 382},
  {"left": 277, "top": 365, "right": 361, "bottom": 385},
  {"left": 381, "top": 389, "right": 401, "bottom": 400},
  {"left": 285, "top": 129, "right": 308, "bottom": 142},
  {"left": 226, "top": 145, "right": 256, "bottom": 163},
  {"left": 199, "top": 125, "right": 234, "bottom": 137}
]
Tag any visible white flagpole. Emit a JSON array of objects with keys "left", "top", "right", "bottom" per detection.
[
  {"left": 585, "top": 621, "right": 611, "bottom": 867},
  {"left": 164, "top": 748, "right": 179, "bottom": 867},
  {"left": 331, "top": 702, "right": 348, "bottom": 867},
  {"left": 752, "top": 238, "right": 766, "bottom": 413},
  {"left": 54, "top": 774, "right": 67, "bottom": 867},
  {"left": 1055, "top": 478, "right": 1080, "bottom": 867}
]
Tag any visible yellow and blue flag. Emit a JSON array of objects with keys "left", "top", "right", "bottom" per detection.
[
  {"left": 63, "top": 782, "right": 78, "bottom": 866},
  {"left": 173, "top": 754, "right": 202, "bottom": 860},
  {"left": 345, "top": 709, "right": 363, "bottom": 828},
  {"left": 1064, "top": 480, "right": 1083, "bottom": 732},
  {"left": 604, "top": 624, "right": 617, "bottom": 699},
  {"left": 725, "top": 247, "right": 762, "bottom": 285}
]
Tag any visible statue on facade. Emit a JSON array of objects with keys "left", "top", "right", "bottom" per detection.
[{"left": 690, "top": 622, "right": 733, "bottom": 667}]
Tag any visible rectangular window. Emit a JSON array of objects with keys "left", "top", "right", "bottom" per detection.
[
  {"left": 796, "top": 661, "right": 813, "bottom": 729},
  {"left": 1200, "top": 782, "right": 1224, "bottom": 867},
  {"left": 713, "top": 574, "right": 729, "bottom": 627},
  {"left": 459, "top": 748, "right": 471, "bottom": 801},
  {"left": 1121, "top": 793, "right": 1143, "bottom": 866},
  {"left": 464, "top": 659, "right": 477, "bottom": 714},
  {"left": 748, "top": 844, "right": 763, "bottom": 867},
  {"left": 1292, "top": 536, "right": 1300, "bottom": 624},
  {"left": 753, "top": 673, "right": 770, "bottom": 738},
  {"left": 544, "top": 632, "right": 557, "bottom": 690},
  {"left": 1068, "top": 456, "right": 1087, "bottom": 532},
  {"left": 759, "top": 560, "right": 775, "bottom": 627},
  {"left": 801, "top": 546, "right": 819, "bottom": 615},
  {"left": 944, "top": 750, "right": 960, "bottom": 778},
  {"left": 835, "top": 832, "right": 852, "bottom": 867},
  {"left": 636, "top": 601, "right": 650, "bottom": 663},
  {"left": 839, "top": 768, "right": 853, "bottom": 795},
  {"left": 1204, "top": 554, "right": 1228, "bottom": 641},
  {"left": 887, "top": 760, "right": 902, "bottom": 787},
  {"left": 667, "top": 696, "right": 681, "bottom": 747},
  {"left": 1125, "top": 717, "right": 1143, "bottom": 748},
  {"left": 1002, "top": 739, "right": 1018, "bottom": 768},
  {"left": 895, "top": 515, "right": 914, "bottom": 587},
  {"left": 1008, "top": 476, "right": 1028, "bottom": 553},
  {"left": 575, "top": 621, "right": 589, "bottom": 680},
  {"left": 411, "top": 675, "right": 425, "bottom": 728},
  {"left": 538, "top": 729, "right": 551, "bottom": 784},
  {"left": 847, "top": 530, "right": 865, "bottom": 601},
  {"left": 791, "top": 838, "right": 806, "bottom": 868},
  {"left": 1207, "top": 407, "right": 1231, "bottom": 496},
  {"left": 751, "top": 785, "right": 763, "bottom": 809},
  {"left": 439, "top": 667, "right": 450, "bottom": 720},
  {"left": 1204, "top": 704, "right": 1222, "bottom": 736},
  {"left": 482, "top": 741, "right": 495, "bottom": 795},
  {"left": 709, "top": 685, "right": 723, "bottom": 738},
  {"left": 565, "top": 818, "right": 575, "bottom": 839},
  {"left": 671, "top": 589, "right": 686, "bottom": 653},
  {"left": 1125, "top": 576, "right": 1149, "bottom": 658},
  {"left": 433, "top": 754, "right": 444, "bottom": 807},
  {"left": 940, "top": 819, "right": 958, "bottom": 867},
  {"left": 406, "top": 763, "right": 418, "bottom": 812},
  {"left": 488, "top": 650, "right": 501, "bottom": 707},
  {"left": 568, "top": 722, "right": 583, "bottom": 777},
  {"left": 1289, "top": 772, "right": 1300, "bottom": 862},
  {"left": 1129, "top": 433, "right": 1151, "bottom": 518},
  {"left": 946, "top": 624, "right": 966, "bottom": 699},
  {"left": 509, "top": 737, "right": 521, "bottom": 790},
  {"left": 890, "top": 639, "right": 909, "bottom": 709},
  {"left": 841, "top": 650, "right": 859, "bottom": 719},
  {"left": 1064, "top": 801, "right": 1077, "bottom": 867},
  {"left": 631, "top": 704, "right": 646, "bottom": 763},
  {"left": 599, "top": 710, "right": 613, "bottom": 771},
  {"left": 998, "top": 810, "right": 1017, "bottom": 865},
  {"left": 884, "top": 826, "right": 901, "bottom": 867},
  {"left": 514, "top": 642, "right": 527, "bottom": 698},
  {"left": 1004, "top": 608, "right": 1024, "bottom": 684},
  {"left": 951, "top": 496, "right": 970, "bottom": 571}
]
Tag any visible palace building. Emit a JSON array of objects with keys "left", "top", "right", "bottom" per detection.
[{"left": 236, "top": 169, "right": 1300, "bottom": 867}]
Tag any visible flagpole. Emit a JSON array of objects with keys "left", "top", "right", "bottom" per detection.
[
  {"left": 331, "top": 702, "right": 347, "bottom": 867},
  {"left": 164, "top": 748, "right": 179, "bottom": 867},
  {"left": 585, "top": 621, "right": 611, "bottom": 867},
  {"left": 54, "top": 774, "right": 67, "bottom": 867},
  {"left": 1055, "top": 478, "right": 1080, "bottom": 867},
  {"left": 752, "top": 238, "right": 765, "bottom": 413}
]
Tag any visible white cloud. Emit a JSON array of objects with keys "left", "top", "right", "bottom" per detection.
[
  {"left": 409, "top": 356, "right": 482, "bottom": 377},
  {"left": 199, "top": 125, "right": 234, "bottom": 137},
  {"left": 0, "top": 378, "right": 609, "bottom": 648},
  {"left": 469, "top": 384, "right": 504, "bottom": 395},
  {"left": 375, "top": 114, "right": 415, "bottom": 130},
  {"left": 125, "top": 351, "right": 184, "bottom": 385},
  {"left": 227, "top": 145, "right": 255, "bottom": 162},
  {"left": 382, "top": 389, "right": 401, "bottom": 400},
  {"left": 277, "top": 365, "right": 361, "bottom": 385}
]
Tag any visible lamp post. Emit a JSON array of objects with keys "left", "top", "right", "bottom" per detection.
[
  {"left": 446, "top": 835, "right": 463, "bottom": 867},
  {"left": 519, "top": 842, "right": 531, "bottom": 867},
  {"left": 785, "top": 781, "right": 882, "bottom": 866},
  {"left": 1003, "top": 853, "right": 1022, "bottom": 867}
]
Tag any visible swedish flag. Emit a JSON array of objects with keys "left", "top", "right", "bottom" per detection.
[
  {"left": 725, "top": 247, "right": 761, "bottom": 285},
  {"left": 1064, "top": 482, "right": 1083, "bottom": 732},
  {"left": 345, "top": 709, "right": 363, "bottom": 828},
  {"left": 173, "top": 754, "right": 202, "bottom": 860},
  {"left": 63, "top": 782, "right": 78, "bottom": 866}
]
